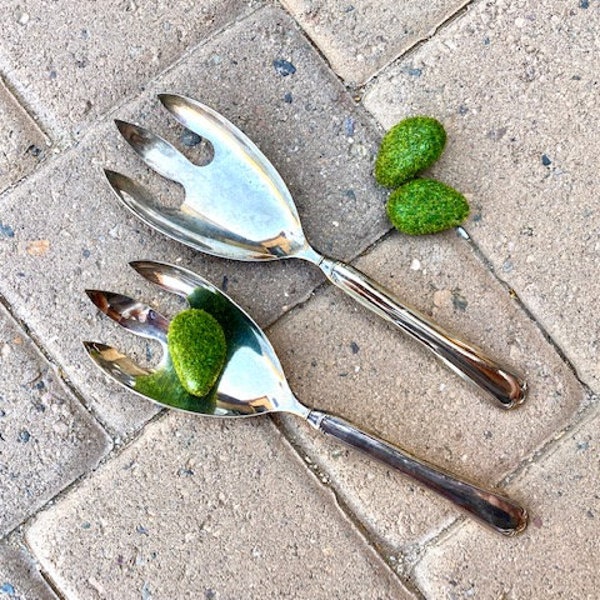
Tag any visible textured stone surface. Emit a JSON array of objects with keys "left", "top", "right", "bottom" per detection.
[
  {"left": 269, "top": 232, "right": 583, "bottom": 548},
  {"left": 0, "top": 7, "right": 387, "bottom": 435},
  {"left": 414, "top": 405, "right": 600, "bottom": 598},
  {"left": 0, "top": 79, "right": 48, "bottom": 194},
  {"left": 26, "top": 413, "right": 412, "bottom": 599},
  {"left": 0, "top": 0, "right": 260, "bottom": 140},
  {"left": 280, "top": 0, "right": 469, "bottom": 84},
  {"left": 0, "top": 304, "right": 110, "bottom": 537},
  {"left": 0, "top": 542, "right": 58, "bottom": 600},
  {"left": 364, "top": 0, "right": 600, "bottom": 392}
]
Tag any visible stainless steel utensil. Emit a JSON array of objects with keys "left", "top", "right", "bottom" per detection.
[
  {"left": 105, "top": 93, "right": 526, "bottom": 409},
  {"left": 84, "top": 260, "right": 527, "bottom": 535}
]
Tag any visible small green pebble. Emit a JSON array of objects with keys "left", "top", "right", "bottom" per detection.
[
  {"left": 386, "top": 179, "right": 470, "bottom": 235},
  {"left": 168, "top": 308, "right": 227, "bottom": 397},
  {"left": 375, "top": 116, "right": 446, "bottom": 188}
]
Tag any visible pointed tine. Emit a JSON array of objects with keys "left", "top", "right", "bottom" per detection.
[
  {"left": 130, "top": 260, "right": 216, "bottom": 299},
  {"left": 158, "top": 94, "right": 229, "bottom": 156},
  {"left": 86, "top": 290, "right": 169, "bottom": 343},
  {"left": 114, "top": 119, "right": 193, "bottom": 185},
  {"left": 83, "top": 341, "right": 148, "bottom": 390}
]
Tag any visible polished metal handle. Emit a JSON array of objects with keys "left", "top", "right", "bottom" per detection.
[
  {"left": 317, "top": 258, "right": 526, "bottom": 409},
  {"left": 307, "top": 410, "right": 527, "bottom": 535}
]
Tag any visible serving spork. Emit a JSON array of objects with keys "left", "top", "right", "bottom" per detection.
[
  {"left": 84, "top": 260, "right": 527, "bottom": 535},
  {"left": 105, "top": 93, "right": 526, "bottom": 409}
]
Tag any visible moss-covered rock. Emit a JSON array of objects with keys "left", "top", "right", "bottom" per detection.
[
  {"left": 386, "top": 179, "right": 469, "bottom": 235},
  {"left": 168, "top": 308, "right": 227, "bottom": 397},
  {"left": 375, "top": 116, "right": 446, "bottom": 188}
]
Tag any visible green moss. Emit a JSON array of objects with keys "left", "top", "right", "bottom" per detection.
[
  {"left": 134, "top": 359, "right": 217, "bottom": 414},
  {"left": 168, "top": 308, "right": 227, "bottom": 397},
  {"left": 386, "top": 179, "right": 470, "bottom": 235},
  {"left": 375, "top": 116, "right": 446, "bottom": 188}
]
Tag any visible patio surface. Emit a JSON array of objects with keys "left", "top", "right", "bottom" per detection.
[{"left": 0, "top": 0, "right": 599, "bottom": 598}]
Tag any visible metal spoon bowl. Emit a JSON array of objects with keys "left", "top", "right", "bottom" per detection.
[
  {"left": 84, "top": 260, "right": 527, "bottom": 535},
  {"left": 105, "top": 94, "right": 526, "bottom": 409}
]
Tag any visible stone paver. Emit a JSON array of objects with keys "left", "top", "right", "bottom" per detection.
[
  {"left": 269, "top": 232, "right": 583, "bottom": 548},
  {"left": 26, "top": 412, "right": 412, "bottom": 599},
  {"left": 0, "top": 304, "right": 111, "bottom": 537},
  {"left": 0, "top": 78, "right": 48, "bottom": 194},
  {"left": 0, "top": 6, "right": 387, "bottom": 435},
  {"left": 280, "top": 0, "right": 469, "bottom": 85},
  {"left": 364, "top": 0, "right": 600, "bottom": 392},
  {"left": 0, "top": 541, "right": 58, "bottom": 600},
  {"left": 0, "top": 0, "right": 261, "bottom": 140},
  {"left": 414, "top": 405, "right": 600, "bottom": 598}
]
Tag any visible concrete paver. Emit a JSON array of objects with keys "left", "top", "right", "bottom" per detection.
[
  {"left": 0, "top": 6, "right": 388, "bottom": 436},
  {"left": 26, "top": 412, "right": 412, "bottom": 599},
  {"left": 364, "top": 0, "right": 600, "bottom": 392},
  {"left": 0, "top": 79, "right": 48, "bottom": 194},
  {"left": 0, "top": 304, "right": 111, "bottom": 537},
  {"left": 269, "top": 231, "right": 583, "bottom": 549},
  {"left": 0, "top": 0, "right": 261, "bottom": 140},
  {"left": 414, "top": 404, "right": 600, "bottom": 598},
  {"left": 280, "top": 0, "right": 470, "bottom": 85},
  {"left": 0, "top": 541, "right": 58, "bottom": 600}
]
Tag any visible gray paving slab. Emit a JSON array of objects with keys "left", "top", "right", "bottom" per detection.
[
  {"left": 268, "top": 232, "right": 583, "bottom": 549},
  {"left": 0, "top": 304, "right": 110, "bottom": 537},
  {"left": 0, "top": 78, "right": 48, "bottom": 194},
  {"left": 364, "top": 0, "right": 600, "bottom": 392},
  {"left": 0, "top": 541, "right": 58, "bottom": 600},
  {"left": 0, "top": 6, "right": 388, "bottom": 436},
  {"left": 280, "top": 0, "right": 469, "bottom": 85},
  {"left": 414, "top": 403, "right": 600, "bottom": 598},
  {"left": 0, "top": 0, "right": 261, "bottom": 140},
  {"left": 26, "top": 412, "right": 413, "bottom": 599}
]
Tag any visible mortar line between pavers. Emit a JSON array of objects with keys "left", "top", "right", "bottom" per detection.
[
  {"left": 409, "top": 390, "right": 600, "bottom": 582},
  {"left": 355, "top": 0, "right": 475, "bottom": 98},
  {"left": 0, "top": 289, "right": 120, "bottom": 443},
  {"left": 269, "top": 413, "right": 429, "bottom": 600}
]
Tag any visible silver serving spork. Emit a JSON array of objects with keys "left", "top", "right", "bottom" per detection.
[
  {"left": 84, "top": 260, "right": 527, "bottom": 535},
  {"left": 105, "top": 93, "right": 526, "bottom": 409}
]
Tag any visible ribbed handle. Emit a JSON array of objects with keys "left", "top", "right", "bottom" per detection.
[
  {"left": 318, "top": 257, "right": 526, "bottom": 409},
  {"left": 308, "top": 411, "right": 527, "bottom": 535}
]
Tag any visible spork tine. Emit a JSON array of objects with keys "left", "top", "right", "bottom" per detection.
[
  {"left": 105, "top": 93, "right": 526, "bottom": 409},
  {"left": 84, "top": 260, "right": 527, "bottom": 535}
]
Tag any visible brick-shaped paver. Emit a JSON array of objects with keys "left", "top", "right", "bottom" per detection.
[
  {"left": 364, "top": 0, "right": 600, "bottom": 392},
  {"left": 0, "top": 542, "right": 58, "bottom": 600},
  {"left": 0, "top": 0, "right": 260, "bottom": 140},
  {"left": 0, "top": 7, "right": 387, "bottom": 435},
  {"left": 268, "top": 232, "right": 583, "bottom": 548},
  {"left": 0, "top": 79, "right": 48, "bottom": 194},
  {"left": 414, "top": 405, "right": 600, "bottom": 598},
  {"left": 0, "top": 304, "right": 110, "bottom": 537},
  {"left": 280, "top": 0, "right": 469, "bottom": 85},
  {"left": 26, "top": 412, "right": 412, "bottom": 599}
]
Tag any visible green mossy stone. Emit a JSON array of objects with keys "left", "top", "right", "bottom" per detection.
[
  {"left": 375, "top": 116, "right": 446, "bottom": 188},
  {"left": 168, "top": 308, "right": 227, "bottom": 397},
  {"left": 386, "top": 179, "right": 470, "bottom": 235}
]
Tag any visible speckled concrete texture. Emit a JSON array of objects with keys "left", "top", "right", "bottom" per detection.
[
  {"left": 0, "top": 79, "right": 48, "bottom": 193},
  {"left": 0, "top": 542, "right": 58, "bottom": 600},
  {"left": 364, "top": 0, "right": 600, "bottom": 392},
  {"left": 414, "top": 406, "right": 600, "bottom": 598},
  {"left": 0, "top": 0, "right": 597, "bottom": 597},
  {"left": 280, "top": 0, "right": 470, "bottom": 84},
  {"left": 27, "top": 413, "right": 413, "bottom": 599},
  {"left": 0, "top": 0, "right": 261, "bottom": 140},
  {"left": 0, "top": 304, "right": 110, "bottom": 537}
]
